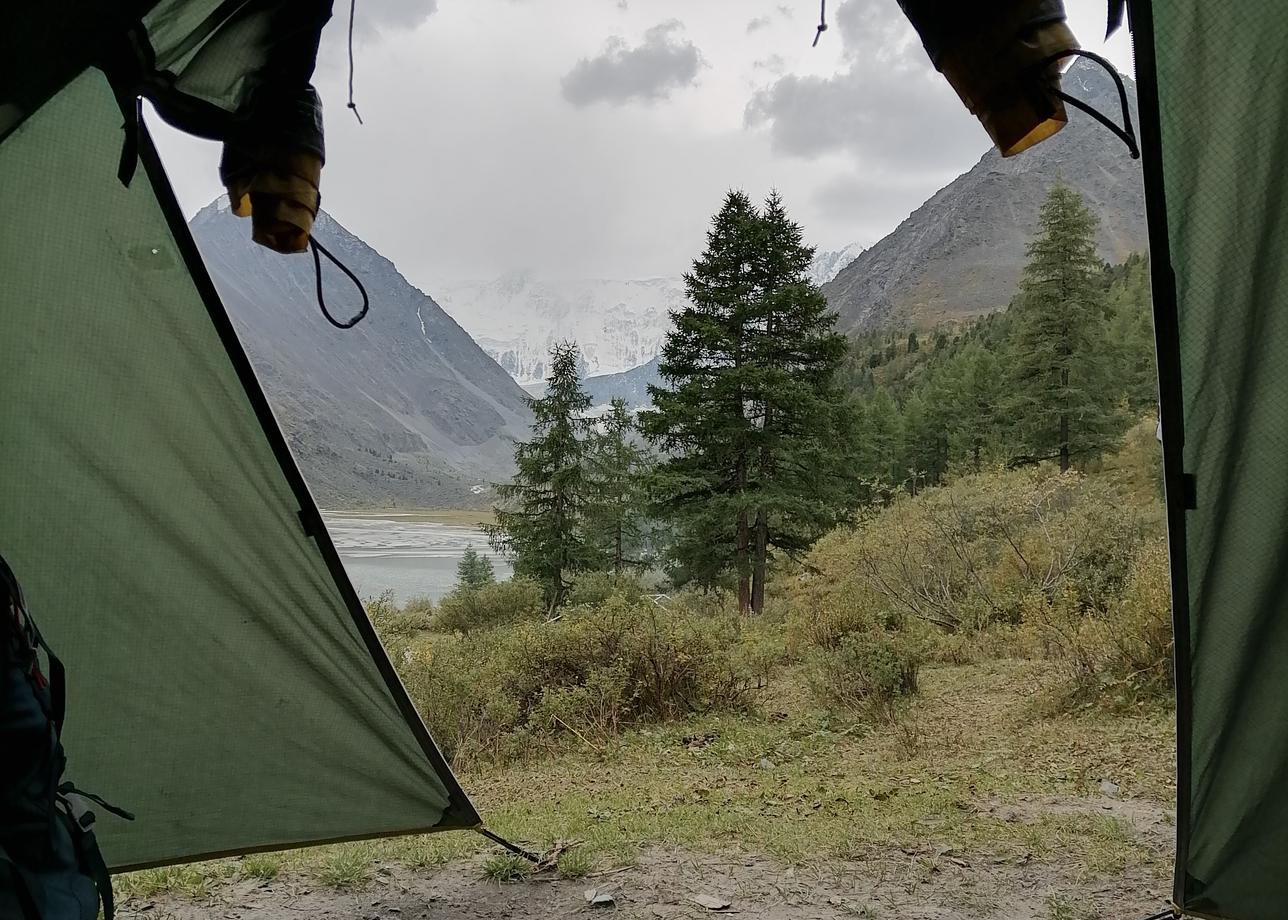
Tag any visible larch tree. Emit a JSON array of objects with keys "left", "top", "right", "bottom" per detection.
[
  {"left": 488, "top": 341, "right": 595, "bottom": 615},
  {"left": 585, "top": 398, "right": 651, "bottom": 574},
  {"left": 1009, "top": 185, "right": 1122, "bottom": 471}
]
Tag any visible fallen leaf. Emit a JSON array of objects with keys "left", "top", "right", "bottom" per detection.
[{"left": 585, "top": 886, "right": 617, "bottom": 907}]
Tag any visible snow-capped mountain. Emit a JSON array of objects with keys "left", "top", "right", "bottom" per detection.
[
  {"left": 434, "top": 244, "right": 868, "bottom": 386},
  {"left": 433, "top": 272, "right": 684, "bottom": 384},
  {"left": 808, "top": 240, "right": 868, "bottom": 286}
]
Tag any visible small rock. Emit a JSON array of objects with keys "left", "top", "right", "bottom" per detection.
[
  {"left": 1099, "top": 780, "right": 1121, "bottom": 798},
  {"left": 691, "top": 894, "right": 733, "bottom": 911},
  {"left": 758, "top": 758, "right": 775, "bottom": 771},
  {"left": 585, "top": 886, "right": 617, "bottom": 907}
]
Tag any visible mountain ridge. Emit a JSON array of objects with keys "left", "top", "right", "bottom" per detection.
[
  {"left": 822, "top": 59, "right": 1147, "bottom": 332},
  {"left": 191, "top": 202, "right": 534, "bottom": 509}
]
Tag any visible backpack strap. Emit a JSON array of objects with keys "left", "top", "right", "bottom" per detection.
[
  {"left": 57, "top": 788, "right": 133, "bottom": 920},
  {"left": 35, "top": 634, "right": 65, "bottom": 737}
]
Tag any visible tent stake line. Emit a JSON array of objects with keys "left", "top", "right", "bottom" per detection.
[{"left": 475, "top": 828, "right": 541, "bottom": 863}]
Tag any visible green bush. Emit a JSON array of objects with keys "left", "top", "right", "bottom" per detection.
[
  {"left": 400, "top": 596, "right": 758, "bottom": 764},
  {"left": 807, "top": 630, "right": 921, "bottom": 711},
  {"left": 366, "top": 590, "right": 433, "bottom": 642},
  {"left": 430, "top": 577, "right": 544, "bottom": 634},
  {"left": 1023, "top": 537, "right": 1173, "bottom": 706}
]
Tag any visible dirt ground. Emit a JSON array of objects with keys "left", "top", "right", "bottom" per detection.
[{"left": 118, "top": 794, "right": 1174, "bottom": 920}]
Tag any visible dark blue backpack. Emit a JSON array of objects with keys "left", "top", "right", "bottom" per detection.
[{"left": 1, "top": 556, "right": 131, "bottom": 920}]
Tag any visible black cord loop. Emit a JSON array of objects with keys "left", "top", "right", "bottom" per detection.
[
  {"left": 812, "top": 0, "right": 827, "bottom": 47},
  {"left": 310, "top": 236, "right": 370, "bottom": 329},
  {"left": 1042, "top": 48, "right": 1140, "bottom": 159}
]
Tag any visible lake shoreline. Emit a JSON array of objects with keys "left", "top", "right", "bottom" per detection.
[{"left": 324, "top": 512, "right": 509, "bottom": 603}]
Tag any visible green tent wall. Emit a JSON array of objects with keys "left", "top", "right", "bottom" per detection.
[
  {"left": 0, "top": 69, "right": 478, "bottom": 870},
  {"left": 1134, "top": 1, "right": 1288, "bottom": 918}
]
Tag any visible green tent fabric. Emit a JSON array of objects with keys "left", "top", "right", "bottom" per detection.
[
  {"left": 1134, "top": 1, "right": 1288, "bottom": 918},
  {"left": 0, "top": 68, "right": 478, "bottom": 870}
]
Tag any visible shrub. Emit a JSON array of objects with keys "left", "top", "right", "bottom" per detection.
[
  {"left": 1024, "top": 537, "right": 1173, "bottom": 706},
  {"left": 366, "top": 591, "right": 436, "bottom": 643},
  {"left": 790, "top": 467, "right": 1159, "bottom": 638},
  {"left": 1105, "top": 539, "right": 1174, "bottom": 695},
  {"left": 400, "top": 596, "right": 759, "bottom": 764},
  {"left": 808, "top": 629, "right": 920, "bottom": 711},
  {"left": 430, "top": 577, "right": 544, "bottom": 634}
]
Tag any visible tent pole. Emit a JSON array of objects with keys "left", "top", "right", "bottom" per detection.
[
  {"left": 475, "top": 828, "right": 540, "bottom": 863},
  {"left": 1125, "top": 0, "right": 1194, "bottom": 912}
]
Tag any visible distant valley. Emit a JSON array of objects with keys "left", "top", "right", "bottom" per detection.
[{"left": 193, "top": 60, "right": 1148, "bottom": 506}]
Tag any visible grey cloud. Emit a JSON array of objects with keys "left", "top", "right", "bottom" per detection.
[
  {"left": 746, "top": 15, "right": 771, "bottom": 33},
  {"left": 744, "top": 0, "right": 982, "bottom": 170},
  {"left": 351, "top": 0, "right": 437, "bottom": 36},
  {"left": 561, "top": 20, "right": 704, "bottom": 107}
]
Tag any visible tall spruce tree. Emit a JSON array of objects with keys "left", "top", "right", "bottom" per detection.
[
  {"left": 641, "top": 191, "right": 760, "bottom": 608},
  {"left": 1009, "top": 185, "right": 1122, "bottom": 471},
  {"left": 745, "top": 192, "right": 853, "bottom": 612},
  {"left": 585, "top": 398, "right": 651, "bottom": 574},
  {"left": 488, "top": 341, "right": 594, "bottom": 614},
  {"left": 642, "top": 191, "right": 853, "bottom": 613}
]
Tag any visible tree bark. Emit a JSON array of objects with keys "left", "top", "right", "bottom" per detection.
[
  {"left": 751, "top": 508, "right": 767, "bottom": 614},
  {"left": 1059, "top": 367, "right": 1070, "bottom": 472},
  {"left": 736, "top": 509, "right": 751, "bottom": 615}
]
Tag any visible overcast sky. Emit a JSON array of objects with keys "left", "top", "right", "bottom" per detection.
[{"left": 153, "top": 0, "right": 1135, "bottom": 285}]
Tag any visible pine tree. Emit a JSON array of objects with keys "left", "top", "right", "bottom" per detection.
[
  {"left": 907, "top": 331, "right": 920, "bottom": 353},
  {"left": 642, "top": 191, "right": 853, "bottom": 612},
  {"left": 585, "top": 399, "right": 651, "bottom": 574},
  {"left": 1009, "top": 185, "right": 1122, "bottom": 471},
  {"left": 488, "top": 341, "right": 595, "bottom": 614},
  {"left": 455, "top": 545, "right": 495, "bottom": 590}
]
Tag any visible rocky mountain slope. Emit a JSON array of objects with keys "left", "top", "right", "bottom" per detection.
[
  {"left": 191, "top": 201, "right": 533, "bottom": 509},
  {"left": 583, "top": 356, "right": 663, "bottom": 410},
  {"left": 822, "top": 59, "right": 1147, "bottom": 332}
]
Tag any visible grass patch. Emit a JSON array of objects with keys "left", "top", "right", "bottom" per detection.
[
  {"left": 314, "top": 843, "right": 376, "bottom": 889},
  {"left": 237, "top": 853, "right": 283, "bottom": 881},
  {"left": 481, "top": 854, "right": 532, "bottom": 883},
  {"left": 556, "top": 846, "right": 594, "bottom": 878}
]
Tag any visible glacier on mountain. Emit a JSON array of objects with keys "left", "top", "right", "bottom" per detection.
[{"left": 434, "top": 245, "right": 865, "bottom": 384}]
